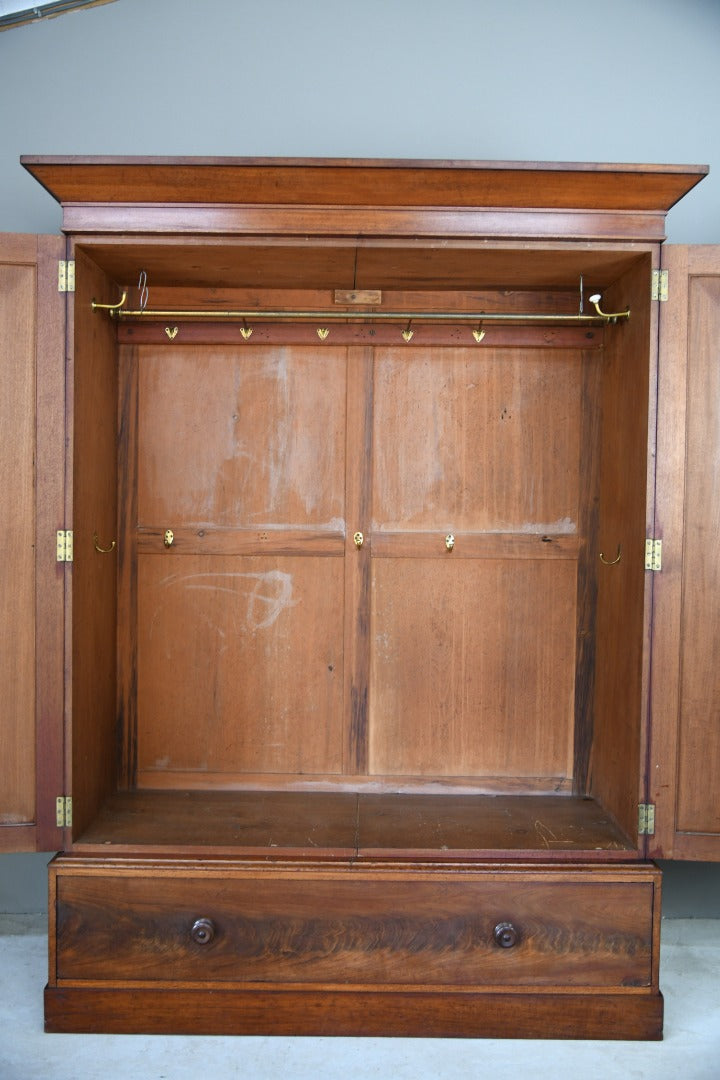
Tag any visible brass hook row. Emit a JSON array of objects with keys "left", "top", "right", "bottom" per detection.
[
  {"left": 143, "top": 323, "right": 492, "bottom": 345},
  {"left": 92, "top": 527, "right": 621, "bottom": 564}
]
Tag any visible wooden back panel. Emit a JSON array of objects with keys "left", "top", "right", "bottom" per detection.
[
  {"left": 136, "top": 554, "right": 345, "bottom": 782},
  {"left": 137, "top": 346, "right": 346, "bottom": 528},
  {"left": 372, "top": 348, "right": 582, "bottom": 533},
  {"left": 120, "top": 335, "right": 591, "bottom": 792},
  {"left": 369, "top": 346, "right": 584, "bottom": 786},
  {"left": 128, "top": 344, "right": 347, "bottom": 786},
  {"left": 369, "top": 557, "right": 577, "bottom": 779}
]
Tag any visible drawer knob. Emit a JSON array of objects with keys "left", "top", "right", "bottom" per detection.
[
  {"left": 493, "top": 921, "right": 519, "bottom": 948},
  {"left": 191, "top": 917, "right": 216, "bottom": 945}
]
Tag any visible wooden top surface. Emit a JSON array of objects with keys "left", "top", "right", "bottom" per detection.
[{"left": 21, "top": 155, "right": 708, "bottom": 212}]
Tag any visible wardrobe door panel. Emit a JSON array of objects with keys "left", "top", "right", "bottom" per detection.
[
  {"left": 0, "top": 234, "right": 65, "bottom": 851},
  {"left": 651, "top": 245, "right": 720, "bottom": 859}
]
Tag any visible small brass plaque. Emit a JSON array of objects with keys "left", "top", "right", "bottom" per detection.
[{"left": 334, "top": 290, "right": 382, "bottom": 305}]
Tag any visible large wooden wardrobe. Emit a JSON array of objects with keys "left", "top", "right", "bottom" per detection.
[{"left": 1, "top": 156, "right": 719, "bottom": 1040}]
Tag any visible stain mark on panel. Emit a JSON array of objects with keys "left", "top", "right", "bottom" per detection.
[{"left": 156, "top": 570, "right": 296, "bottom": 631}]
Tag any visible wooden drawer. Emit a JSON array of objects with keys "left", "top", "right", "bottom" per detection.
[{"left": 52, "top": 860, "right": 660, "bottom": 991}]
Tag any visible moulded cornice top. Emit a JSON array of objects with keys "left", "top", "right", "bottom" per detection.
[{"left": 21, "top": 155, "right": 708, "bottom": 213}]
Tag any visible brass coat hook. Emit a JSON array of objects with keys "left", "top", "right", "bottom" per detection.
[
  {"left": 91, "top": 292, "right": 127, "bottom": 313},
  {"left": 599, "top": 543, "right": 622, "bottom": 566},
  {"left": 93, "top": 532, "right": 116, "bottom": 554},
  {"left": 588, "top": 294, "right": 630, "bottom": 323}
]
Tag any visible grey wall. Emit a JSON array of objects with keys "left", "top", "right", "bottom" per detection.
[
  {"left": 1, "top": 0, "right": 720, "bottom": 915},
  {"left": 2, "top": 0, "right": 720, "bottom": 238}
]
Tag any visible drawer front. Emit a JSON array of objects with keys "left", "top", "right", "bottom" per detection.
[{"left": 55, "top": 866, "right": 657, "bottom": 989}]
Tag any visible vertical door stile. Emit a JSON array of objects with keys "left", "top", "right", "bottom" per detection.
[
  {"left": 572, "top": 348, "right": 602, "bottom": 794},
  {"left": 343, "top": 346, "right": 374, "bottom": 778},
  {"left": 649, "top": 245, "right": 689, "bottom": 859},
  {"left": 117, "top": 344, "right": 139, "bottom": 790},
  {"left": 639, "top": 248, "right": 666, "bottom": 857},
  {"left": 36, "top": 234, "right": 68, "bottom": 849}
]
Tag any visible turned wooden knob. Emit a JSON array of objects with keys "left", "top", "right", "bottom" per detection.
[
  {"left": 493, "top": 921, "right": 519, "bottom": 948},
  {"left": 191, "top": 917, "right": 216, "bottom": 945}
]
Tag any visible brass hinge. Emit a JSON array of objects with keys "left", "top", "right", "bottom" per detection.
[
  {"left": 651, "top": 269, "right": 668, "bottom": 302},
  {"left": 55, "top": 796, "right": 73, "bottom": 828},
  {"left": 645, "top": 538, "right": 662, "bottom": 571},
  {"left": 56, "top": 529, "right": 74, "bottom": 562},
  {"left": 638, "top": 803, "right": 656, "bottom": 836},
  {"left": 58, "top": 260, "right": 75, "bottom": 293}
]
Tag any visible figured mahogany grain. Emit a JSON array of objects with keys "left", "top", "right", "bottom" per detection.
[{"left": 55, "top": 868, "right": 654, "bottom": 987}]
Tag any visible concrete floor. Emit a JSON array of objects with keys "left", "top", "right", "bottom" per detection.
[{"left": 1, "top": 916, "right": 718, "bottom": 1080}]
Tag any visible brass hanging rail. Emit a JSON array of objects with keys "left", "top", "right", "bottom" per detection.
[{"left": 91, "top": 291, "right": 630, "bottom": 325}]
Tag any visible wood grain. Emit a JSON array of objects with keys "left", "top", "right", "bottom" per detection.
[
  {"left": 343, "top": 348, "right": 374, "bottom": 775},
  {"left": 136, "top": 555, "right": 345, "bottom": 779},
  {"left": 672, "top": 263, "right": 720, "bottom": 835},
  {"left": 43, "top": 985, "right": 664, "bottom": 1039},
  {"left": 369, "top": 558, "right": 577, "bottom": 780},
  {"left": 34, "top": 235, "right": 68, "bottom": 848},
  {"left": 61, "top": 204, "right": 671, "bottom": 244},
  {"left": 22, "top": 156, "right": 706, "bottom": 210},
  {"left": 118, "top": 322, "right": 603, "bottom": 351},
  {"left": 72, "top": 790, "right": 358, "bottom": 854},
  {"left": 68, "top": 790, "right": 635, "bottom": 856},
  {"left": 589, "top": 256, "right": 654, "bottom": 842},
  {"left": 116, "top": 345, "right": 139, "bottom": 789},
  {"left": 0, "top": 255, "right": 38, "bottom": 827},
  {"left": 136, "top": 344, "right": 346, "bottom": 529},
  {"left": 54, "top": 869, "right": 654, "bottom": 988},
  {"left": 372, "top": 347, "right": 582, "bottom": 533},
  {"left": 67, "top": 247, "right": 120, "bottom": 837},
  {"left": 85, "top": 241, "right": 653, "bottom": 295},
  {"left": 573, "top": 350, "right": 602, "bottom": 792},
  {"left": 0, "top": 234, "right": 66, "bottom": 851},
  {"left": 357, "top": 794, "right": 634, "bottom": 857}
]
